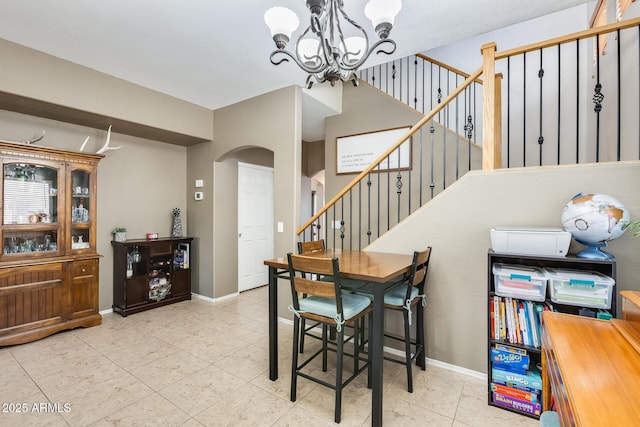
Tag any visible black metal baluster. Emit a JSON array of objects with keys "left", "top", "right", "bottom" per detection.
[
  {"left": 594, "top": 33, "right": 603, "bottom": 162},
  {"left": 455, "top": 74, "right": 460, "bottom": 180},
  {"left": 331, "top": 204, "right": 336, "bottom": 249},
  {"left": 538, "top": 48, "right": 544, "bottom": 166},
  {"left": 414, "top": 56, "right": 418, "bottom": 111},
  {"left": 396, "top": 148, "right": 402, "bottom": 224},
  {"left": 358, "top": 181, "right": 362, "bottom": 250},
  {"left": 348, "top": 189, "right": 352, "bottom": 251},
  {"left": 507, "top": 56, "right": 511, "bottom": 167},
  {"left": 442, "top": 69, "right": 448, "bottom": 189},
  {"left": 464, "top": 86, "right": 472, "bottom": 171},
  {"left": 617, "top": 28, "right": 621, "bottom": 161},
  {"left": 377, "top": 164, "right": 381, "bottom": 238},
  {"left": 429, "top": 121, "right": 435, "bottom": 198},
  {"left": 386, "top": 155, "right": 391, "bottom": 231},
  {"left": 557, "top": 43, "right": 561, "bottom": 165},
  {"left": 576, "top": 39, "right": 580, "bottom": 163},
  {"left": 523, "top": 52, "right": 527, "bottom": 167},
  {"left": 366, "top": 173, "right": 371, "bottom": 245},
  {"left": 340, "top": 198, "right": 344, "bottom": 250},
  {"left": 419, "top": 126, "right": 424, "bottom": 207}
]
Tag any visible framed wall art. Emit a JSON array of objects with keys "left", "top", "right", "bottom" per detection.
[{"left": 336, "top": 126, "right": 411, "bottom": 175}]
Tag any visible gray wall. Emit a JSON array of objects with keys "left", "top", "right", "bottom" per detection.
[
  {"left": 187, "top": 86, "right": 302, "bottom": 302},
  {"left": 367, "top": 161, "right": 640, "bottom": 373},
  {"left": 0, "top": 109, "right": 188, "bottom": 311}
]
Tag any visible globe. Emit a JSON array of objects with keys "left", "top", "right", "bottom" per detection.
[{"left": 561, "top": 193, "right": 630, "bottom": 259}]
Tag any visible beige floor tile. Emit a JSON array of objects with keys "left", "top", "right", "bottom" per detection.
[
  {"left": 195, "top": 383, "right": 292, "bottom": 427},
  {"left": 179, "top": 418, "right": 206, "bottom": 427},
  {"left": 0, "top": 286, "right": 540, "bottom": 426},
  {"left": 453, "top": 376, "right": 539, "bottom": 427},
  {"left": 158, "top": 364, "right": 246, "bottom": 416},
  {"left": 0, "top": 410, "right": 69, "bottom": 427},
  {"left": 59, "top": 371, "right": 153, "bottom": 426},
  {"left": 271, "top": 405, "right": 337, "bottom": 427},
  {"left": 130, "top": 348, "right": 210, "bottom": 391},
  {"left": 24, "top": 352, "right": 129, "bottom": 401},
  {"left": 213, "top": 343, "right": 271, "bottom": 381},
  {"left": 295, "top": 373, "right": 372, "bottom": 426},
  {"left": 391, "top": 364, "right": 467, "bottom": 419},
  {"left": 365, "top": 394, "right": 455, "bottom": 426},
  {"left": 90, "top": 393, "right": 191, "bottom": 426}
]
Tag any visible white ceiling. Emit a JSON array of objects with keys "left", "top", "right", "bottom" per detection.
[{"left": 0, "top": 0, "right": 592, "bottom": 140}]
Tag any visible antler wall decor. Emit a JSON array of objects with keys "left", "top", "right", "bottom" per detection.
[
  {"left": 0, "top": 130, "right": 46, "bottom": 145},
  {"left": 79, "top": 125, "right": 122, "bottom": 154}
]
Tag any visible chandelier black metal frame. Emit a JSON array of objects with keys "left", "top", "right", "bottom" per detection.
[{"left": 265, "top": 0, "right": 402, "bottom": 88}]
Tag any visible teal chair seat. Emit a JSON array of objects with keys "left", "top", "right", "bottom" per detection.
[
  {"left": 384, "top": 284, "right": 419, "bottom": 306},
  {"left": 299, "top": 292, "right": 372, "bottom": 322}
]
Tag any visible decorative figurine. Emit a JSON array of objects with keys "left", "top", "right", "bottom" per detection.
[{"left": 172, "top": 208, "right": 183, "bottom": 238}]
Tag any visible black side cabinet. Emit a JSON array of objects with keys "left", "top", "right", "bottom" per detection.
[
  {"left": 487, "top": 250, "right": 616, "bottom": 419},
  {"left": 112, "top": 237, "right": 193, "bottom": 316}
]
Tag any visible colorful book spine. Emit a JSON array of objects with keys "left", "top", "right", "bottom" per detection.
[
  {"left": 492, "top": 366, "right": 542, "bottom": 391},
  {"left": 492, "top": 392, "right": 542, "bottom": 416},
  {"left": 490, "top": 382, "right": 539, "bottom": 404},
  {"left": 491, "top": 346, "right": 530, "bottom": 373}
]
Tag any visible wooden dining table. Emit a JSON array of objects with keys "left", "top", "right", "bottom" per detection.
[{"left": 264, "top": 248, "right": 414, "bottom": 427}]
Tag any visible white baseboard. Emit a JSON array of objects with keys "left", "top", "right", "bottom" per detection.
[
  {"left": 191, "top": 292, "right": 239, "bottom": 303},
  {"left": 277, "top": 316, "right": 486, "bottom": 380}
]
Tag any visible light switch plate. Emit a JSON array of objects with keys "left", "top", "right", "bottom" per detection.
[
  {"left": 195, "top": 179, "right": 204, "bottom": 188},
  {"left": 277, "top": 221, "right": 284, "bottom": 233},
  {"left": 194, "top": 191, "right": 204, "bottom": 200}
]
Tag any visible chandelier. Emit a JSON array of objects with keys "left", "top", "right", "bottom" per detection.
[{"left": 264, "top": 0, "right": 402, "bottom": 88}]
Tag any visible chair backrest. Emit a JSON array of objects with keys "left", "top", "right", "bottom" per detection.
[
  {"left": 297, "top": 239, "right": 326, "bottom": 254},
  {"left": 287, "top": 252, "right": 343, "bottom": 314},
  {"left": 406, "top": 247, "right": 432, "bottom": 296}
]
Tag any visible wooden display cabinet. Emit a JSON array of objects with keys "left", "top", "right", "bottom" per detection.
[
  {"left": 111, "top": 237, "right": 192, "bottom": 316},
  {"left": 0, "top": 142, "right": 103, "bottom": 346}
]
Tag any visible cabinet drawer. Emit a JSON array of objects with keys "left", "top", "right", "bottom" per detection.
[
  {"left": 149, "top": 242, "right": 172, "bottom": 256},
  {"left": 73, "top": 260, "right": 97, "bottom": 278}
]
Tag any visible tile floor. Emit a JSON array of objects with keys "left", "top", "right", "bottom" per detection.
[{"left": 0, "top": 286, "right": 539, "bottom": 426}]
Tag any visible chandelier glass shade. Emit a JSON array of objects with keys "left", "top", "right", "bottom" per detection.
[{"left": 264, "top": 0, "right": 402, "bottom": 88}]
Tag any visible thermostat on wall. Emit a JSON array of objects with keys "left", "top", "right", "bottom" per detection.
[{"left": 194, "top": 191, "right": 204, "bottom": 201}]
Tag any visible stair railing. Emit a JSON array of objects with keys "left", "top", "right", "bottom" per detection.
[
  {"left": 358, "top": 54, "right": 484, "bottom": 146},
  {"left": 300, "top": 16, "right": 640, "bottom": 250},
  {"left": 298, "top": 67, "right": 483, "bottom": 249},
  {"left": 483, "top": 16, "right": 640, "bottom": 167}
]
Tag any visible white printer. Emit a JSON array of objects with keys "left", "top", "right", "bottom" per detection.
[{"left": 490, "top": 227, "right": 571, "bottom": 257}]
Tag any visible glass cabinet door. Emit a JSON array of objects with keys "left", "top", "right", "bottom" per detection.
[
  {"left": 3, "top": 162, "right": 60, "bottom": 255},
  {"left": 70, "top": 169, "right": 92, "bottom": 250}
]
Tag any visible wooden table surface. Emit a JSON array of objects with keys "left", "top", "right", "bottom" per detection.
[
  {"left": 264, "top": 249, "right": 413, "bottom": 282},
  {"left": 542, "top": 311, "right": 640, "bottom": 426}
]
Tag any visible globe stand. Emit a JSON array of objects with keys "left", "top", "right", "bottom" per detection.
[{"left": 575, "top": 239, "right": 614, "bottom": 260}]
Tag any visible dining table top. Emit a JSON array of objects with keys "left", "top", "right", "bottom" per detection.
[{"left": 264, "top": 248, "right": 414, "bottom": 283}]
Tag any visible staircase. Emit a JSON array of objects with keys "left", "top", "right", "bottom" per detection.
[{"left": 299, "top": 16, "right": 640, "bottom": 251}]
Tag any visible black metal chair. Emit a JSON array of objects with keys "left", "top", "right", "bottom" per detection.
[
  {"left": 382, "top": 247, "right": 432, "bottom": 393},
  {"left": 287, "top": 252, "right": 373, "bottom": 424},
  {"left": 297, "top": 239, "right": 326, "bottom": 353}
]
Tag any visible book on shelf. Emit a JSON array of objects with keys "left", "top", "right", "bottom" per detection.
[
  {"left": 491, "top": 344, "right": 530, "bottom": 374},
  {"left": 492, "top": 365, "right": 542, "bottom": 391},
  {"left": 492, "top": 391, "right": 542, "bottom": 416},
  {"left": 490, "top": 296, "right": 544, "bottom": 349},
  {"left": 491, "top": 382, "right": 539, "bottom": 404}
]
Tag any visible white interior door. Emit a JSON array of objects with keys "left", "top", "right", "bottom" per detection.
[{"left": 238, "top": 162, "right": 274, "bottom": 292}]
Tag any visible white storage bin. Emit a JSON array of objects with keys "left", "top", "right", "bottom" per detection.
[
  {"left": 493, "top": 263, "right": 547, "bottom": 302},
  {"left": 544, "top": 268, "right": 614, "bottom": 309}
]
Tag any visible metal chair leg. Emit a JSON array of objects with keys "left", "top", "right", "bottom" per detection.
[
  {"left": 291, "top": 317, "right": 300, "bottom": 401},
  {"left": 403, "top": 309, "right": 414, "bottom": 393}
]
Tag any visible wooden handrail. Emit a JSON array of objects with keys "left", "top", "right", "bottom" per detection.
[
  {"left": 416, "top": 53, "right": 484, "bottom": 84},
  {"left": 496, "top": 16, "right": 640, "bottom": 59},
  {"left": 297, "top": 66, "right": 483, "bottom": 236}
]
